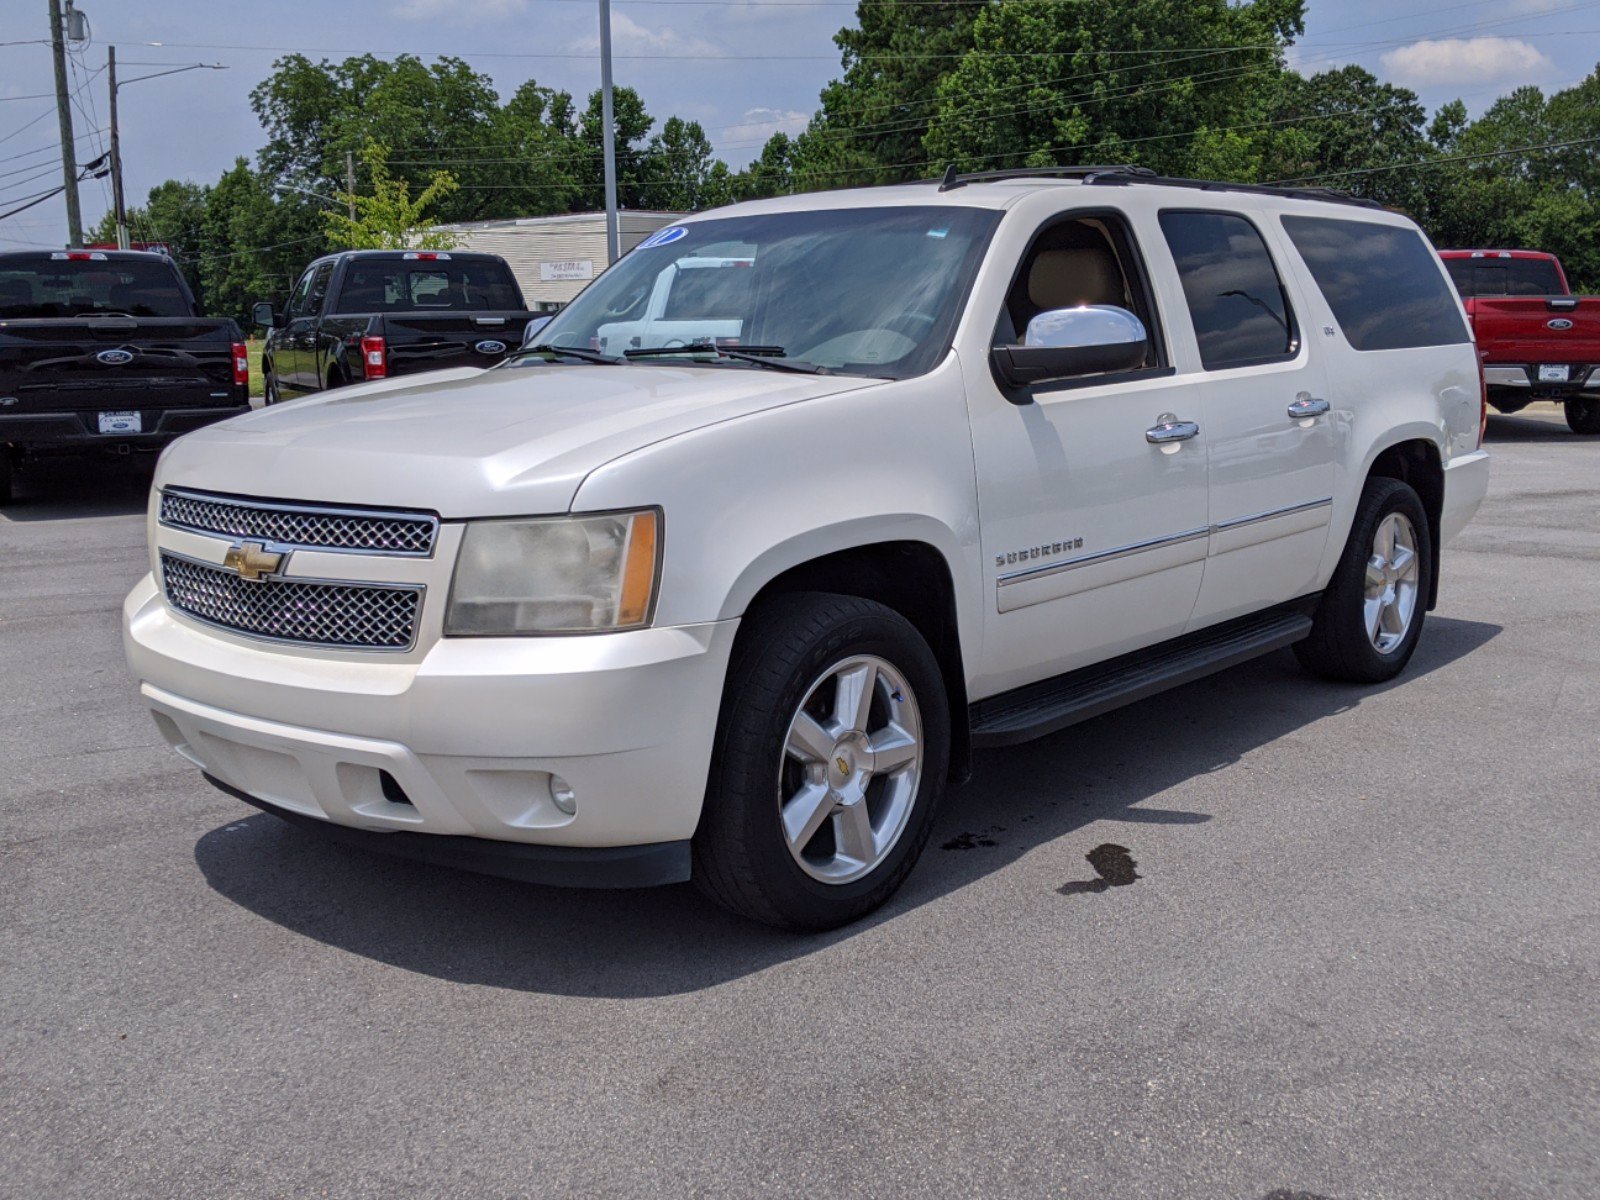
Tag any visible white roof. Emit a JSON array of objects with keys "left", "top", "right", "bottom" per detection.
[{"left": 688, "top": 176, "right": 1396, "bottom": 224}]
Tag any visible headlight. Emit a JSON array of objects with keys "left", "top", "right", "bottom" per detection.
[{"left": 444, "top": 509, "right": 660, "bottom": 635}]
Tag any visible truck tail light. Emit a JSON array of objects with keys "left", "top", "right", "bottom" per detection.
[
  {"left": 1477, "top": 355, "right": 1489, "bottom": 448},
  {"left": 361, "top": 334, "right": 388, "bottom": 379},
  {"left": 231, "top": 342, "right": 249, "bottom": 388}
]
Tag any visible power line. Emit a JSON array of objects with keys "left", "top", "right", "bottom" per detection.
[
  {"left": 0, "top": 185, "right": 67, "bottom": 222},
  {"left": 1273, "top": 135, "right": 1600, "bottom": 184},
  {"left": 0, "top": 126, "right": 104, "bottom": 166}
]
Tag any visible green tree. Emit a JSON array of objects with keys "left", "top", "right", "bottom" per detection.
[
  {"left": 323, "top": 142, "right": 461, "bottom": 250},
  {"left": 921, "top": 0, "right": 1305, "bottom": 177},
  {"left": 637, "top": 116, "right": 718, "bottom": 210},
  {"left": 789, "top": 0, "right": 984, "bottom": 190},
  {"left": 576, "top": 85, "right": 656, "bottom": 210},
  {"left": 732, "top": 132, "right": 796, "bottom": 200},
  {"left": 199, "top": 158, "right": 278, "bottom": 321},
  {"left": 1260, "top": 66, "right": 1432, "bottom": 212}
]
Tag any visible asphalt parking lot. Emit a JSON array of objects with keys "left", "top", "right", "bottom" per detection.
[{"left": 3, "top": 407, "right": 1597, "bottom": 1199}]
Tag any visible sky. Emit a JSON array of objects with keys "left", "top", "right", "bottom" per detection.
[{"left": 1, "top": 0, "right": 1596, "bottom": 249}]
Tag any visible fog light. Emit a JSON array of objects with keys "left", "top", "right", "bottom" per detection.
[{"left": 549, "top": 775, "right": 577, "bottom": 815}]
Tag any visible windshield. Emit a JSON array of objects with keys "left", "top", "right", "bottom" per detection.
[
  {"left": 0, "top": 257, "right": 192, "bottom": 318},
  {"left": 1444, "top": 256, "right": 1565, "bottom": 298},
  {"left": 531, "top": 206, "right": 1000, "bottom": 379},
  {"left": 332, "top": 259, "right": 524, "bottom": 313}
]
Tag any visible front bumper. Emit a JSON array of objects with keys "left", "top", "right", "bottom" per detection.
[
  {"left": 209, "top": 774, "right": 691, "bottom": 887},
  {"left": 124, "top": 574, "right": 739, "bottom": 866}
]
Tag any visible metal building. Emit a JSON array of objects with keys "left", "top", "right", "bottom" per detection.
[{"left": 428, "top": 211, "right": 684, "bottom": 312}]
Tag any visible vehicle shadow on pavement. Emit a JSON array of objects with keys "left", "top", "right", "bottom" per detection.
[
  {"left": 1, "top": 456, "right": 154, "bottom": 521},
  {"left": 1484, "top": 412, "right": 1587, "bottom": 444},
  {"left": 193, "top": 616, "right": 1500, "bottom": 999}
]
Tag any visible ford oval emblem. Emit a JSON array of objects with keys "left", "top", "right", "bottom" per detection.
[
  {"left": 1547, "top": 318, "right": 1575, "bottom": 331},
  {"left": 96, "top": 348, "right": 135, "bottom": 366},
  {"left": 474, "top": 339, "right": 507, "bottom": 355}
]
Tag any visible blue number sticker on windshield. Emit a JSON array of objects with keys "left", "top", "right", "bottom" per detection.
[
  {"left": 927, "top": 228, "right": 949, "bottom": 239},
  {"left": 638, "top": 226, "right": 688, "bottom": 250}
]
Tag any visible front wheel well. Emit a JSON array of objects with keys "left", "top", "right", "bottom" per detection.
[
  {"left": 743, "top": 541, "right": 971, "bottom": 782},
  {"left": 1367, "top": 439, "right": 1443, "bottom": 610}
]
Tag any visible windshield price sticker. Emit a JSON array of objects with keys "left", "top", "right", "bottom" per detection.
[{"left": 638, "top": 226, "right": 688, "bottom": 250}]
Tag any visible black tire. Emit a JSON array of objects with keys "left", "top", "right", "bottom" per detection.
[
  {"left": 693, "top": 592, "right": 950, "bottom": 930},
  {"left": 0, "top": 449, "right": 14, "bottom": 505},
  {"left": 263, "top": 371, "right": 280, "bottom": 406},
  {"left": 1565, "top": 397, "right": 1600, "bottom": 435},
  {"left": 1295, "top": 477, "right": 1432, "bottom": 684}
]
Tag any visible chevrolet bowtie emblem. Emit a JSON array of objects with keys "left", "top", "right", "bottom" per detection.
[{"left": 222, "top": 540, "right": 284, "bottom": 581}]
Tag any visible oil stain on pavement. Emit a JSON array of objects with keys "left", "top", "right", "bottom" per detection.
[
  {"left": 1057, "top": 843, "right": 1139, "bottom": 895},
  {"left": 941, "top": 827, "right": 1002, "bottom": 850}
]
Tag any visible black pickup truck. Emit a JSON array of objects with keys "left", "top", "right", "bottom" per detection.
[
  {"left": 0, "top": 249, "right": 249, "bottom": 503},
  {"left": 253, "top": 250, "right": 540, "bottom": 404}
]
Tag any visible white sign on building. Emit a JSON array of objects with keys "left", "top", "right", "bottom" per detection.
[{"left": 540, "top": 260, "right": 595, "bottom": 282}]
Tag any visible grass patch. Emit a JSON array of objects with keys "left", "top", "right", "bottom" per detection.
[{"left": 247, "top": 338, "right": 264, "bottom": 399}]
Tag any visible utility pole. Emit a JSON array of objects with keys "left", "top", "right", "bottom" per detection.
[
  {"left": 598, "top": 0, "right": 619, "bottom": 265},
  {"left": 108, "top": 44, "right": 127, "bottom": 249},
  {"left": 48, "top": 0, "right": 82, "bottom": 247},
  {"left": 345, "top": 149, "right": 356, "bottom": 221}
]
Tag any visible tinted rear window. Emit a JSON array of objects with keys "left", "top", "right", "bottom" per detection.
[
  {"left": 1282, "top": 216, "right": 1468, "bottom": 352},
  {"left": 1159, "top": 211, "right": 1296, "bottom": 370},
  {"left": 1444, "top": 256, "right": 1565, "bottom": 298},
  {"left": 0, "top": 258, "right": 191, "bottom": 319},
  {"left": 332, "top": 260, "right": 522, "bottom": 313}
]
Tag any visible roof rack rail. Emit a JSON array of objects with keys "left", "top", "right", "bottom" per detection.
[
  {"left": 938, "top": 164, "right": 1152, "bottom": 191},
  {"left": 934, "top": 163, "right": 1381, "bottom": 209}
]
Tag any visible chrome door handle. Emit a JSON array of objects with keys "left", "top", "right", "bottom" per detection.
[
  {"left": 1287, "top": 396, "right": 1330, "bottom": 420},
  {"left": 1146, "top": 418, "right": 1200, "bottom": 444}
]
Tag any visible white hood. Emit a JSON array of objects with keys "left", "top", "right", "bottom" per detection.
[{"left": 157, "top": 362, "right": 880, "bottom": 517}]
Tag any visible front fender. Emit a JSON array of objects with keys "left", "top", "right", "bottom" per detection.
[{"left": 569, "top": 360, "right": 985, "bottom": 669}]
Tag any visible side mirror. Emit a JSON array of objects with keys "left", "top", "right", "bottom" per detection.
[
  {"left": 252, "top": 301, "right": 279, "bottom": 329},
  {"left": 521, "top": 315, "right": 553, "bottom": 348},
  {"left": 990, "top": 305, "right": 1149, "bottom": 396}
]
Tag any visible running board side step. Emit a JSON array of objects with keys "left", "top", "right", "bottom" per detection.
[{"left": 969, "top": 601, "right": 1317, "bottom": 749}]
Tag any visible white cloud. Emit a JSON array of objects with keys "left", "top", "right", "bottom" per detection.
[
  {"left": 568, "top": 12, "right": 723, "bottom": 59},
  {"left": 717, "top": 106, "right": 809, "bottom": 148},
  {"left": 719, "top": 0, "right": 830, "bottom": 23},
  {"left": 1379, "top": 37, "right": 1556, "bottom": 87},
  {"left": 392, "top": 0, "right": 527, "bottom": 19}
]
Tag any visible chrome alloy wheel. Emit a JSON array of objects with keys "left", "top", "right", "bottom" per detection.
[
  {"left": 1364, "top": 511, "right": 1421, "bottom": 653},
  {"left": 778, "top": 655, "right": 924, "bottom": 884}
]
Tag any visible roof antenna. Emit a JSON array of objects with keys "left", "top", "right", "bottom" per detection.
[{"left": 939, "top": 164, "right": 965, "bottom": 192}]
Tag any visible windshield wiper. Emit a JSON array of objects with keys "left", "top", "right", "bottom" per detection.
[
  {"left": 511, "top": 343, "right": 624, "bottom": 365},
  {"left": 624, "top": 343, "right": 829, "bottom": 375}
]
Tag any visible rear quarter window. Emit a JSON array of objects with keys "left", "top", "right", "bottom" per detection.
[{"left": 1282, "top": 215, "right": 1469, "bottom": 352}]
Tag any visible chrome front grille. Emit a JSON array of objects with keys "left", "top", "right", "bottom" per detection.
[
  {"left": 160, "top": 553, "right": 423, "bottom": 651},
  {"left": 159, "top": 489, "right": 438, "bottom": 556}
]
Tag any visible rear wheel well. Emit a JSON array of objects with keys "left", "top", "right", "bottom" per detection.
[
  {"left": 743, "top": 542, "right": 971, "bottom": 781},
  {"left": 1368, "top": 440, "right": 1443, "bottom": 610}
]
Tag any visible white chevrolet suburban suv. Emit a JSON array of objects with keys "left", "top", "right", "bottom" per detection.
[{"left": 123, "top": 167, "right": 1491, "bottom": 930}]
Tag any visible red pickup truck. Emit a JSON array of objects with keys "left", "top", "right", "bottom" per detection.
[{"left": 1439, "top": 250, "right": 1600, "bottom": 434}]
